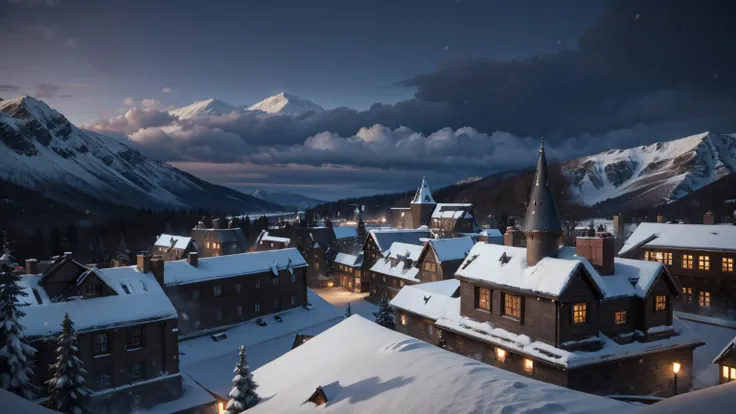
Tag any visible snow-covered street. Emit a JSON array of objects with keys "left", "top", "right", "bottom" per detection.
[{"left": 313, "top": 287, "right": 379, "bottom": 319}]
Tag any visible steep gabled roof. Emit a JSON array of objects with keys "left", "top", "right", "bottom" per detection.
[
  {"left": 368, "top": 228, "right": 432, "bottom": 252},
  {"left": 424, "top": 236, "right": 474, "bottom": 263},
  {"left": 713, "top": 336, "right": 736, "bottom": 364},
  {"left": 154, "top": 234, "right": 194, "bottom": 250},
  {"left": 522, "top": 141, "right": 562, "bottom": 234},
  {"left": 619, "top": 222, "right": 736, "bottom": 255},
  {"left": 411, "top": 176, "right": 436, "bottom": 204}
]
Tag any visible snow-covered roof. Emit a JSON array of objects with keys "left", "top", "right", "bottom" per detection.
[
  {"left": 425, "top": 236, "right": 474, "bottom": 262},
  {"left": 431, "top": 203, "right": 473, "bottom": 219},
  {"left": 620, "top": 222, "right": 736, "bottom": 255},
  {"left": 369, "top": 228, "right": 432, "bottom": 252},
  {"left": 455, "top": 243, "right": 666, "bottom": 299},
  {"left": 480, "top": 228, "right": 504, "bottom": 238},
  {"left": 163, "top": 248, "right": 307, "bottom": 286},
  {"left": 411, "top": 176, "right": 435, "bottom": 204},
  {"left": 180, "top": 289, "right": 343, "bottom": 399},
  {"left": 385, "top": 242, "right": 423, "bottom": 261},
  {"left": 248, "top": 316, "right": 630, "bottom": 414},
  {"left": 391, "top": 280, "right": 460, "bottom": 320},
  {"left": 370, "top": 258, "right": 419, "bottom": 282},
  {"left": 332, "top": 226, "right": 356, "bottom": 240},
  {"left": 0, "top": 388, "right": 59, "bottom": 413},
  {"left": 17, "top": 266, "right": 178, "bottom": 337},
  {"left": 712, "top": 335, "right": 736, "bottom": 364},
  {"left": 154, "top": 233, "right": 194, "bottom": 250},
  {"left": 636, "top": 380, "right": 736, "bottom": 414},
  {"left": 257, "top": 230, "right": 291, "bottom": 244},
  {"left": 335, "top": 252, "right": 362, "bottom": 267}
]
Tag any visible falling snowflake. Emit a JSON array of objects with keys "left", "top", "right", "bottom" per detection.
[
  {"left": 181, "top": 312, "right": 189, "bottom": 321},
  {"left": 444, "top": 45, "right": 449, "bottom": 51},
  {"left": 635, "top": 13, "right": 640, "bottom": 19},
  {"left": 712, "top": 73, "right": 719, "bottom": 80},
  {"left": 556, "top": 40, "right": 561, "bottom": 45}
]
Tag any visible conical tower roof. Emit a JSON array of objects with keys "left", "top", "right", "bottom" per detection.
[
  {"left": 411, "top": 177, "right": 436, "bottom": 204},
  {"left": 522, "top": 140, "right": 562, "bottom": 233}
]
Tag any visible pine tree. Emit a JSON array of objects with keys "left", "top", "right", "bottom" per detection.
[
  {"left": 226, "top": 346, "right": 260, "bottom": 413},
  {"left": 345, "top": 303, "right": 352, "bottom": 318},
  {"left": 115, "top": 236, "right": 131, "bottom": 265},
  {"left": 46, "top": 313, "right": 90, "bottom": 414},
  {"left": 374, "top": 291, "right": 395, "bottom": 330},
  {"left": 0, "top": 261, "right": 38, "bottom": 399}
]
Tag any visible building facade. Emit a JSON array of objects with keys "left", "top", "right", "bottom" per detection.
[
  {"left": 152, "top": 233, "right": 197, "bottom": 261},
  {"left": 713, "top": 337, "right": 736, "bottom": 384},
  {"left": 190, "top": 218, "right": 248, "bottom": 258}
]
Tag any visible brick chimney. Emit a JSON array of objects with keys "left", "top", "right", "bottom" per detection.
[
  {"left": 187, "top": 252, "right": 198, "bottom": 268},
  {"left": 576, "top": 232, "right": 615, "bottom": 275},
  {"left": 227, "top": 220, "right": 235, "bottom": 229},
  {"left": 504, "top": 226, "right": 524, "bottom": 247},
  {"left": 137, "top": 252, "right": 151, "bottom": 274},
  {"left": 704, "top": 211, "right": 715, "bottom": 225},
  {"left": 151, "top": 256, "right": 165, "bottom": 286},
  {"left": 25, "top": 258, "right": 38, "bottom": 275},
  {"left": 656, "top": 213, "right": 665, "bottom": 223}
]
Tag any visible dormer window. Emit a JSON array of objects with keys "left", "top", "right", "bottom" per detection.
[{"left": 475, "top": 287, "right": 491, "bottom": 311}]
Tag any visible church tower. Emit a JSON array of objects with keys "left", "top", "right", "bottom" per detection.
[
  {"left": 522, "top": 140, "right": 563, "bottom": 266},
  {"left": 410, "top": 177, "right": 436, "bottom": 229}
]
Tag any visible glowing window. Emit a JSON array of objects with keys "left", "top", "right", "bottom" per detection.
[
  {"left": 698, "top": 256, "right": 710, "bottom": 270},
  {"left": 723, "top": 257, "right": 734, "bottom": 272},
  {"left": 655, "top": 296, "right": 667, "bottom": 311},
  {"left": 524, "top": 358, "right": 534, "bottom": 373},
  {"left": 682, "top": 255, "right": 693, "bottom": 269},
  {"left": 699, "top": 291, "right": 711, "bottom": 308},
  {"left": 614, "top": 311, "right": 627, "bottom": 325},
  {"left": 503, "top": 294, "right": 521, "bottom": 319}
]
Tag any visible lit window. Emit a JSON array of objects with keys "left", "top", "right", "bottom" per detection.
[
  {"left": 94, "top": 333, "right": 108, "bottom": 354},
  {"left": 663, "top": 252, "right": 672, "bottom": 265},
  {"left": 682, "top": 255, "right": 693, "bottom": 269},
  {"left": 215, "top": 310, "right": 223, "bottom": 321},
  {"left": 724, "top": 366, "right": 736, "bottom": 382},
  {"left": 130, "top": 363, "right": 143, "bottom": 381},
  {"left": 723, "top": 257, "right": 734, "bottom": 272},
  {"left": 655, "top": 296, "right": 667, "bottom": 311},
  {"left": 699, "top": 291, "right": 711, "bottom": 308},
  {"left": 127, "top": 327, "right": 141, "bottom": 348},
  {"left": 401, "top": 314, "right": 407, "bottom": 326},
  {"left": 355, "top": 270, "right": 361, "bottom": 277},
  {"left": 424, "top": 262, "right": 436, "bottom": 272},
  {"left": 213, "top": 285, "right": 222, "bottom": 297},
  {"left": 291, "top": 295, "right": 296, "bottom": 305},
  {"left": 254, "top": 303, "right": 260, "bottom": 312},
  {"left": 314, "top": 263, "right": 320, "bottom": 270},
  {"left": 644, "top": 251, "right": 650, "bottom": 261},
  {"left": 615, "top": 311, "right": 627, "bottom": 325},
  {"left": 503, "top": 294, "right": 521, "bottom": 319},
  {"left": 235, "top": 284, "right": 241, "bottom": 293},
  {"left": 476, "top": 287, "right": 491, "bottom": 311},
  {"left": 699, "top": 256, "right": 710, "bottom": 270},
  {"left": 400, "top": 280, "right": 405, "bottom": 288},
  {"left": 427, "top": 324, "right": 434, "bottom": 337},
  {"left": 237, "top": 306, "right": 243, "bottom": 316},
  {"left": 524, "top": 358, "right": 534, "bottom": 373},
  {"left": 192, "top": 290, "right": 200, "bottom": 300},
  {"left": 682, "top": 287, "right": 692, "bottom": 304},
  {"left": 653, "top": 251, "right": 671, "bottom": 264},
  {"left": 206, "top": 242, "right": 210, "bottom": 249},
  {"left": 573, "top": 303, "right": 587, "bottom": 324},
  {"left": 255, "top": 280, "right": 261, "bottom": 289},
  {"left": 495, "top": 347, "right": 506, "bottom": 362}
]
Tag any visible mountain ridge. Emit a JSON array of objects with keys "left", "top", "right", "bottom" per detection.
[
  {"left": 249, "top": 188, "right": 324, "bottom": 210},
  {"left": 168, "top": 92, "right": 325, "bottom": 119}
]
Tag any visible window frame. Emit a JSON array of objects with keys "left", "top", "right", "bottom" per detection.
[
  {"left": 213, "top": 285, "right": 222, "bottom": 297},
  {"left": 237, "top": 305, "right": 243, "bottom": 316},
  {"left": 682, "top": 254, "right": 694, "bottom": 269},
  {"left": 682, "top": 287, "right": 692, "bottom": 304},
  {"left": 699, "top": 291, "right": 711, "bottom": 308},
  {"left": 476, "top": 287, "right": 491, "bottom": 311},
  {"left": 655, "top": 295, "right": 667, "bottom": 312},
  {"left": 95, "top": 369, "right": 112, "bottom": 390},
  {"left": 614, "top": 310, "right": 627, "bottom": 325},
  {"left": 723, "top": 257, "right": 734, "bottom": 272},
  {"left": 126, "top": 327, "right": 142, "bottom": 349},
  {"left": 192, "top": 290, "right": 200, "bottom": 300},
  {"left": 502, "top": 293, "right": 521, "bottom": 320},
  {"left": 130, "top": 362, "right": 143, "bottom": 382},
  {"left": 254, "top": 303, "right": 261, "bottom": 312},
  {"left": 572, "top": 302, "right": 588, "bottom": 324},
  {"left": 94, "top": 333, "right": 108, "bottom": 355},
  {"left": 698, "top": 255, "right": 710, "bottom": 270},
  {"left": 291, "top": 295, "right": 297, "bottom": 305}
]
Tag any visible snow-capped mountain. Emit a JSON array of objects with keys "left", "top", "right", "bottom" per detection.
[
  {"left": 169, "top": 98, "right": 237, "bottom": 119},
  {"left": 0, "top": 96, "right": 281, "bottom": 213},
  {"left": 249, "top": 188, "right": 324, "bottom": 210},
  {"left": 563, "top": 131, "right": 736, "bottom": 207},
  {"left": 455, "top": 176, "right": 483, "bottom": 185},
  {"left": 248, "top": 92, "right": 325, "bottom": 116}
]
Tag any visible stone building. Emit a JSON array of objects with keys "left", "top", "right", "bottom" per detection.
[
  {"left": 190, "top": 218, "right": 248, "bottom": 258},
  {"left": 158, "top": 248, "right": 308, "bottom": 335},
  {"left": 618, "top": 221, "right": 736, "bottom": 318},
  {"left": 17, "top": 253, "right": 214, "bottom": 413},
  {"left": 391, "top": 142, "right": 703, "bottom": 397},
  {"left": 152, "top": 233, "right": 197, "bottom": 261}
]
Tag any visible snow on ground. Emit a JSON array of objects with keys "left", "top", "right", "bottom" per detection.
[
  {"left": 0, "top": 389, "right": 58, "bottom": 414},
  {"left": 638, "top": 380, "right": 736, "bottom": 414},
  {"left": 674, "top": 314, "right": 736, "bottom": 390},
  {"left": 180, "top": 289, "right": 343, "bottom": 398},
  {"left": 249, "top": 316, "right": 631, "bottom": 414},
  {"left": 313, "top": 287, "right": 378, "bottom": 319}
]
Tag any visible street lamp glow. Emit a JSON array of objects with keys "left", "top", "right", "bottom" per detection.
[{"left": 672, "top": 362, "right": 681, "bottom": 374}]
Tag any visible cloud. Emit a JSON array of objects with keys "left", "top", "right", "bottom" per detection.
[
  {"left": 122, "top": 97, "right": 136, "bottom": 106},
  {"left": 162, "top": 87, "right": 172, "bottom": 93},
  {"left": 141, "top": 98, "right": 161, "bottom": 110},
  {"left": 0, "top": 84, "right": 19, "bottom": 92},
  {"left": 34, "top": 83, "right": 59, "bottom": 98},
  {"left": 88, "top": 106, "right": 176, "bottom": 135}
]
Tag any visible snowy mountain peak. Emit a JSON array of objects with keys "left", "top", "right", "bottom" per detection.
[
  {"left": 0, "top": 95, "right": 66, "bottom": 124},
  {"left": 169, "top": 98, "right": 236, "bottom": 120},
  {"left": 563, "top": 131, "right": 736, "bottom": 207},
  {"left": 248, "top": 92, "right": 325, "bottom": 115}
]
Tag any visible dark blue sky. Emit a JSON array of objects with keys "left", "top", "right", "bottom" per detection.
[{"left": 1, "top": 0, "right": 607, "bottom": 123}]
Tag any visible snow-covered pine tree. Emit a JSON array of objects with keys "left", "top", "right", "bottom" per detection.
[
  {"left": 0, "top": 262, "right": 38, "bottom": 399},
  {"left": 226, "top": 345, "right": 260, "bottom": 413},
  {"left": 46, "top": 313, "right": 90, "bottom": 414},
  {"left": 374, "top": 291, "right": 395, "bottom": 330},
  {"left": 344, "top": 303, "right": 352, "bottom": 318},
  {"left": 115, "top": 236, "right": 131, "bottom": 265}
]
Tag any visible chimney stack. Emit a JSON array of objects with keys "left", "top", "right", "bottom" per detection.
[
  {"left": 656, "top": 213, "right": 665, "bottom": 223},
  {"left": 151, "top": 256, "right": 165, "bottom": 286},
  {"left": 187, "top": 252, "right": 198, "bottom": 268},
  {"left": 212, "top": 218, "right": 221, "bottom": 229},
  {"left": 227, "top": 220, "right": 235, "bottom": 229},
  {"left": 137, "top": 252, "right": 151, "bottom": 274},
  {"left": 704, "top": 211, "right": 715, "bottom": 225},
  {"left": 613, "top": 214, "right": 625, "bottom": 238},
  {"left": 576, "top": 232, "right": 615, "bottom": 276},
  {"left": 503, "top": 226, "right": 524, "bottom": 247},
  {"left": 25, "top": 258, "right": 38, "bottom": 275}
]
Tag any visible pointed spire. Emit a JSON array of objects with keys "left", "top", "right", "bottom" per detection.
[
  {"left": 522, "top": 140, "right": 562, "bottom": 233},
  {"left": 411, "top": 176, "right": 436, "bottom": 204}
]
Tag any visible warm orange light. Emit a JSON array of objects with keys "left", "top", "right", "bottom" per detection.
[
  {"left": 327, "top": 282, "right": 334, "bottom": 287},
  {"left": 495, "top": 347, "right": 506, "bottom": 362},
  {"left": 401, "top": 315, "right": 407, "bottom": 326},
  {"left": 524, "top": 358, "right": 534, "bottom": 373},
  {"left": 673, "top": 362, "right": 681, "bottom": 374},
  {"left": 218, "top": 402, "right": 225, "bottom": 414}
]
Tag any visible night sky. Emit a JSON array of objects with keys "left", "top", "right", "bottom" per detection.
[{"left": 2, "top": 0, "right": 735, "bottom": 200}]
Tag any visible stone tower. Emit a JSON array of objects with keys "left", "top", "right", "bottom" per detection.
[
  {"left": 410, "top": 177, "right": 437, "bottom": 229},
  {"left": 522, "top": 140, "right": 563, "bottom": 266}
]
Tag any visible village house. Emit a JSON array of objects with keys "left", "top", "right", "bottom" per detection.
[
  {"left": 158, "top": 248, "right": 309, "bottom": 335},
  {"left": 152, "top": 233, "right": 197, "bottom": 261},
  {"left": 335, "top": 252, "right": 365, "bottom": 292},
  {"left": 390, "top": 143, "right": 703, "bottom": 397},
  {"left": 618, "top": 220, "right": 736, "bottom": 318},
  {"left": 713, "top": 336, "right": 736, "bottom": 384},
  {"left": 254, "top": 230, "right": 291, "bottom": 251},
  {"left": 190, "top": 218, "right": 248, "bottom": 258},
  {"left": 17, "top": 253, "right": 214, "bottom": 413}
]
